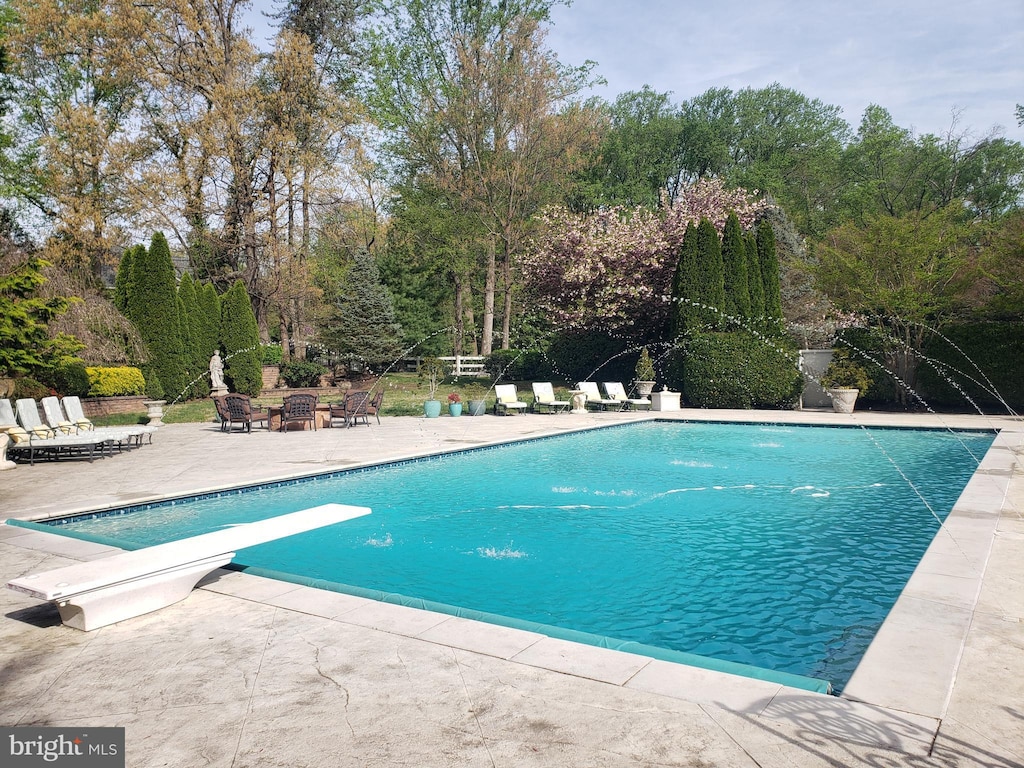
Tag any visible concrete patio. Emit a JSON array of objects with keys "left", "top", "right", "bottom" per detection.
[{"left": 2, "top": 408, "right": 1022, "bottom": 767}]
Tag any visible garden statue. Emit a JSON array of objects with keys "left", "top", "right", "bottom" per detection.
[{"left": 209, "top": 350, "right": 226, "bottom": 391}]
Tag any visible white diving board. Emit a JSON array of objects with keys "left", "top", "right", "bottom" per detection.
[{"left": 6, "top": 503, "right": 371, "bottom": 631}]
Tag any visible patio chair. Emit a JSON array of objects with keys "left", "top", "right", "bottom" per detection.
[
  {"left": 531, "top": 382, "right": 570, "bottom": 414},
  {"left": 212, "top": 395, "right": 231, "bottom": 431},
  {"left": 493, "top": 384, "right": 528, "bottom": 415},
  {"left": 343, "top": 391, "right": 371, "bottom": 428},
  {"left": 0, "top": 398, "right": 18, "bottom": 429},
  {"left": 327, "top": 392, "right": 366, "bottom": 427},
  {"left": 602, "top": 382, "right": 652, "bottom": 411},
  {"left": 366, "top": 390, "right": 384, "bottom": 424},
  {"left": 40, "top": 396, "right": 79, "bottom": 435},
  {"left": 60, "top": 396, "right": 157, "bottom": 446},
  {"left": 5, "top": 427, "right": 115, "bottom": 464},
  {"left": 224, "top": 394, "right": 269, "bottom": 433},
  {"left": 280, "top": 393, "right": 318, "bottom": 432},
  {"left": 575, "top": 382, "right": 622, "bottom": 411}
]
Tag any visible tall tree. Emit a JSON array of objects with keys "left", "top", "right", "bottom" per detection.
[
  {"left": 758, "top": 222, "right": 783, "bottom": 328},
  {"left": 693, "top": 218, "right": 725, "bottom": 328},
  {"left": 744, "top": 231, "right": 764, "bottom": 320},
  {"left": 319, "top": 250, "right": 404, "bottom": 369},
  {"left": 177, "top": 272, "right": 209, "bottom": 398},
  {"left": 219, "top": 279, "right": 262, "bottom": 396},
  {"left": 365, "top": 0, "right": 600, "bottom": 353},
  {"left": 128, "top": 233, "right": 187, "bottom": 399},
  {"left": 720, "top": 211, "right": 750, "bottom": 320}
]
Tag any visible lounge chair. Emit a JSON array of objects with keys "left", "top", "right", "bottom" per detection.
[
  {"left": 59, "top": 396, "right": 156, "bottom": 446},
  {"left": 576, "top": 381, "right": 622, "bottom": 411},
  {"left": 8, "top": 398, "right": 114, "bottom": 464},
  {"left": 602, "top": 382, "right": 652, "bottom": 410},
  {"left": 493, "top": 384, "right": 528, "bottom": 415},
  {"left": 0, "top": 398, "right": 18, "bottom": 430},
  {"left": 223, "top": 393, "right": 269, "bottom": 433},
  {"left": 531, "top": 382, "right": 570, "bottom": 413},
  {"left": 280, "top": 392, "right": 318, "bottom": 432}
]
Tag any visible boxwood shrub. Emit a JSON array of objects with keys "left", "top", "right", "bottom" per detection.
[
  {"left": 86, "top": 366, "right": 147, "bottom": 397},
  {"left": 668, "top": 332, "right": 802, "bottom": 409}
]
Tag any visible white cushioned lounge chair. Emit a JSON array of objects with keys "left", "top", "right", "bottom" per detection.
[
  {"left": 60, "top": 396, "right": 157, "bottom": 446},
  {"left": 493, "top": 384, "right": 528, "bottom": 415},
  {"left": 576, "top": 381, "right": 622, "bottom": 411},
  {"left": 602, "top": 382, "right": 652, "bottom": 410},
  {"left": 531, "top": 382, "right": 570, "bottom": 413}
]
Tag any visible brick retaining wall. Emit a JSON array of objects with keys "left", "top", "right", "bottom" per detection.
[{"left": 81, "top": 395, "right": 147, "bottom": 418}]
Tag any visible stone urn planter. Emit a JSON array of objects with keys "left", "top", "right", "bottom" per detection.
[
  {"left": 143, "top": 399, "right": 167, "bottom": 426},
  {"left": 828, "top": 388, "right": 859, "bottom": 414},
  {"left": 635, "top": 381, "right": 655, "bottom": 396}
]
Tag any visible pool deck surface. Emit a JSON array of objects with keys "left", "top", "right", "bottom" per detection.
[{"left": 1, "top": 408, "right": 1022, "bottom": 767}]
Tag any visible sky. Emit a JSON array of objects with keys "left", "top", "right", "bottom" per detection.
[{"left": 544, "top": 0, "right": 1024, "bottom": 143}]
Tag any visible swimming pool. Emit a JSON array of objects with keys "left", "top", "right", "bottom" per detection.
[{"left": 30, "top": 420, "right": 994, "bottom": 693}]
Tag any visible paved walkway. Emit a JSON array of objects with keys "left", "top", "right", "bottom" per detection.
[{"left": 1, "top": 409, "right": 1022, "bottom": 767}]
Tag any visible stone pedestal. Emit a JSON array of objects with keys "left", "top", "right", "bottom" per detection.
[
  {"left": 143, "top": 399, "right": 166, "bottom": 427},
  {"left": 650, "top": 390, "right": 681, "bottom": 411},
  {"left": 210, "top": 386, "right": 228, "bottom": 399},
  {"left": 0, "top": 432, "right": 16, "bottom": 470}
]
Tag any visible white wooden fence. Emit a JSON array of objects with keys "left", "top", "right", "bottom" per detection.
[{"left": 399, "top": 356, "right": 487, "bottom": 377}]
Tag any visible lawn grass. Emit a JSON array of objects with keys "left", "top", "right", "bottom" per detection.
[{"left": 144, "top": 374, "right": 528, "bottom": 423}]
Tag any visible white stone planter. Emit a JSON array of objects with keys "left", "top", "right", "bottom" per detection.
[
  {"left": 143, "top": 399, "right": 167, "bottom": 426},
  {"left": 828, "top": 388, "right": 859, "bottom": 414},
  {"left": 635, "top": 381, "right": 655, "bottom": 396}
]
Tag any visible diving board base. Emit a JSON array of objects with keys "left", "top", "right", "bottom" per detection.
[
  {"left": 6, "top": 503, "right": 371, "bottom": 631},
  {"left": 53, "top": 554, "right": 234, "bottom": 631}
]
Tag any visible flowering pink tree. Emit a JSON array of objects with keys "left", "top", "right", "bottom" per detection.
[{"left": 520, "top": 179, "right": 771, "bottom": 335}]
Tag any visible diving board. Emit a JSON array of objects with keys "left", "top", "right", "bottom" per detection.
[{"left": 6, "top": 503, "right": 371, "bottom": 631}]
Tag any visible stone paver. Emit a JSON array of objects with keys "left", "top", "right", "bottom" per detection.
[{"left": 1, "top": 409, "right": 1022, "bottom": 767}]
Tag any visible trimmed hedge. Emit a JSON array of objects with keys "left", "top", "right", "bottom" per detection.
[
  {"left": 280, "top": 360, "right": 327, "bottom": 388},
  {"left": 668, "top": 331, "right": 802, "bottom": 409},
  {"left": 916, "top": 321, "right": 1024, "bottom": 413},
  {"left": 86, "top": 366, "right": 147, "bottom": 397},
  {"left": 44, "top": 362, "right": 91, "bottom": 397}
]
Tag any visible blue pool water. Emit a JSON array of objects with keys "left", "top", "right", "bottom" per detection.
[{"left": 42, "top": 421, "right": 994, "bottom": 691}]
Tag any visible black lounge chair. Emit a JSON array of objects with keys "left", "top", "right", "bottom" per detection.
[
  {"left": 224, "top": 394, "right": 269, "bottom": 433},
  {"left": 281, "top": 393, "right": 317, "bottom": 432}
]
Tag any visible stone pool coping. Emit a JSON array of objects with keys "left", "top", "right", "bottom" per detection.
[{"left": 2, "top": 408, "right": 1022, "bottom": 766}]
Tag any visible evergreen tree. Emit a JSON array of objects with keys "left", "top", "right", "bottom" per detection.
[
  {"left": 113, "top": 245, "right": 140, "bottom": 316},
  {"left": 694, "top": 217, "right": 725, "bottom": 328},
  {"left": 198, "top": 282, "right": 222, "bottom": 366},
  {"left": 129, "top": 233, "right": 187, "bottom": 400},
  {"left": 0, "top": 255, "right": 79, "bottom": 377},
  {"left": 745, "top": 231, "right": 765, "bottom": 320},
  {"left": 320, "top": 251, "right": 405, "bottom": 370},
  {"left": 177, "top": 273, "right": 209, "bottom": 398},
  {"left": 668, "top": 221, "right": 699, "bottom": 339},
  {"left": 219, "top": 280, "right": 262, "bottom": 396},
  {"left": 721, "top": 211, "right": 750, "bottom": 320},
  {"left": 758, "top": 222, "right": 783, "bottom": 328}
]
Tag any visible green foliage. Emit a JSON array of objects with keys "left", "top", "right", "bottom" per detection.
[
  {"left": 545, "top": 331, "right": 630, "bottom": 384},
  {"left": 694, "top": 218, "right": 725, "bottom": 327},
  {"left": 820, "top": 347, "right": 873, "bottom": 391},
  {"left": 197, "top": 282, "right": 222, "bottom": 366},
  {"left": 483, "top": 349, "right": 550, "bottom": 382},
  {"left": 915, "top": 321, "right": 1024, "bottom": 412},
  {"left": 721, "top": 212, "right": 750, "bottom": 319},
  {"left": 280, "top": 360, "right": 327, "bottom": 388},
  {"left": 219, "top": 281, "right": 263, "bottom": 397},
  {"left": 744, "top": 231, "right": 765, "bottom": 319},
  {"left": 318, "top": 251, "right": 404, "bottom": 369},
  {"left": 757, "top": 222, "right": 783, "bottom": 325},
  {"left": 261, "top": 343, "right": 283, "bottom": 365},
  {"left": 669, "top": 332, "right": 802, "bottom": 409},
  {"left": 177, "top": 272, "right": 209, "bottom": 398},
  {"left": 417, "top": 357, "right": 449, "bottom": 400},
  {"left": 128, "top": 233, "right": 188, "bottom": 399},
  {"left": 45, "top": 362, "right": 91, "bottom": 397},
  {"left": 0, "top": 255, "right": 79, "bottom": 377},
  {"left": 13, "top": 376, "right": 50, "bottom": 400},
  {"left": 634, "top": 346, "right": 655, "bottom": 382},
  {"left": 86, "top": 366, "right": 147, "bottom": 396},
  {"left": 113, "top": 246, "right": 139, "bottom": 316},
  {"left": 668, "top": 221, "right": 699, "bottom": 339}
]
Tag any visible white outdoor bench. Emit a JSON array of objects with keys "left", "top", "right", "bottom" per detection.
[{"left": 6, "top": 503, "right": 371, "bottom": 631}]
